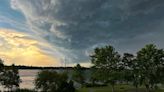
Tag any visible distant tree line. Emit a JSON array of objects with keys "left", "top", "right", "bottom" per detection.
[{"left": 9, "top": 65, "right": 89, "bottom": 70}]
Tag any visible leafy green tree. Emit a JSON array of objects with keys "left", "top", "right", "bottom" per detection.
[
  {"left": 131, "top": 59, "right": 141, "bottom": 92},
  {"left": 1, "top": 64, "right": 21, "bottom": 91},
  {"left": 35, "top": 70, "right": 75, "bottom": 92},
  {"left": 57, "top": 80, "right": 75, "bottom": 92},
  {"left": 90, "top": 45, "right": 121, "bottom": 92},
  {"left": 90, "top": 66, "right": 99, "bottom": 85},
  {"left": 121, "top": 53, "right": 134, "bottom": 84},
  {"left": 121, "top": 53, "right": 141, "bottom": 91},
  {"left": 72, "top": 64, "right": 85, "bottom": 85},
  {"left": 35, "top": 70, "right": 59, "bottom": 91},
  {"left": 57, "top": 72, "right": 75, "bottom": 92},
  {"left": 136, "top": 44, "right": 164, "bottom": 92}
]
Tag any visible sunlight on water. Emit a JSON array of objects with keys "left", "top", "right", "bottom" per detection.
[{"left": 19, "top": 70, "right": 40, "bottom": 89}]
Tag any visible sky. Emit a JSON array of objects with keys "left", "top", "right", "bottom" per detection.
[{"left": 0, "top": 0, "right": 164, "bottom": 66}]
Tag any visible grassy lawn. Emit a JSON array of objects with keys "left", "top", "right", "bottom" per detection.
[{"left": 78, "top": 85, "right": 164, "bottom": 92}]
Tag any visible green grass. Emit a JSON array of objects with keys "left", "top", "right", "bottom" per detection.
[{"left": 78, "top": 85, "right": 164, "bottom": 92}]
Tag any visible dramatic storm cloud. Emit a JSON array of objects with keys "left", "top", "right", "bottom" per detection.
[{"left": 0, "top": 0, "right": 164, "bottom": 66}]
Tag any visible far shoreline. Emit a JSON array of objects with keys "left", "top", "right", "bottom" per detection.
[{"left": 5, "top": 65, "right": 90, "bottom": 70}]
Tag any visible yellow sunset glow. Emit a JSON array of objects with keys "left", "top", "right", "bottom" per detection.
[{"left": 0, "top": 29, "right": 60, "bottom": 66}]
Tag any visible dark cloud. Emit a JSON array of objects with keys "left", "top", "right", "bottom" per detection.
[{"left": 11, "top": 0, "right": 164, "bottom": 63}]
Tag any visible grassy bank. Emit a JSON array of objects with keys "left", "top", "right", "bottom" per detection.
[{"left": 78, "top": 85, "right": 164, "bottom": 92}]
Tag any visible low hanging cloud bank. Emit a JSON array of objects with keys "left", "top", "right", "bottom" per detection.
[{"left": 10, "top": 0, "right": 164, "bottom": 64}]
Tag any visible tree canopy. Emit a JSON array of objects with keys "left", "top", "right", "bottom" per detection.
[
  {"left": 90, "top": 45, "right": 121, "bottom": 92},
  {"left": 90, "top": 44, "right": 164, "bottom": 92},
  {"left": 35, "top": 70, "right": 75, "bottom": 92}
]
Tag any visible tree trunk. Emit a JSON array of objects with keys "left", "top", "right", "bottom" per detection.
[
  {"left": 111, "top": 85, "right": 115, "bottom": 92},
  {"left": 145, "top": 84, "right": 151, "bottom": 92},
  {"left": 150, "top": 84, "right": 156, "bottom": 91},
  {"left": 92, "top": 80, "right": 95, "bottom": 85},
  {"left": 126, "top": 81, "right": 129, "bottom": 85},
  {"left": 135, "top": 85, "right": 138, "bottom": 92}
]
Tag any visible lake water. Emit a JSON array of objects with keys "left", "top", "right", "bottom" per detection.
[
  {"left": 0, "top": 69, "right": 40, "bottom": 91},
  {"left": 19, "top": 69, "right": 40, "bottom": 89}
]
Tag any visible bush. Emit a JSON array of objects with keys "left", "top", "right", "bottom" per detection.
[
  {"left": 15, "top": 88, "right": 36, "bottom": 92},
  {"left": 84, "top": 83, "right": 107, "bottom": 88},
  {"left": 35, "top": 70, "right": 75, "bottom": 92}
]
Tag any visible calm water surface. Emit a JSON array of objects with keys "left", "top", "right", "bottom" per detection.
[
  {"left": 19, "top": 69, "right": 40, "bottom": 89},
  {"left": 0, "top": 69, "right": 40, "bottom": 91}
]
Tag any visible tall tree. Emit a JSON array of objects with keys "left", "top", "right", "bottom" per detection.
[
  {"left": 136, "top": 44, "right": 164, "bottom": 92},
  {"left": 121, "top": 53, "right": 134, "bottom": 84},
  {"left": 90, "top": 45, "right": 120, "bottom": 92},
  {"left": 122, "top": 53, "right": 141, "bottom": 91}
]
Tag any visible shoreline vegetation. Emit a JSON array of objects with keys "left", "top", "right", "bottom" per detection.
[{"left": 0, "top": 44, "right": 164, "bottom": 92}]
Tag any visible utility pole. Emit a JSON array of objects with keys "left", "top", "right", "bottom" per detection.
[{"left": 64, "top": 57, "right": 66, "bottom": 68}]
